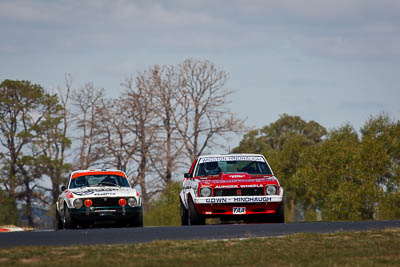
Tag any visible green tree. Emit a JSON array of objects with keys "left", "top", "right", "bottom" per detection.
[
  {"left": 0, "top": 80, "right": 45, "bottom": 199},
  {"left": 256, "top": 113, "right": 326, "bottom": 151},
  {"left": 0, "top": 189, "right": 18, "bottom": 225},
  {"left": 232, "top": 129, "right": 273, "bottom": 154},
  {"left": 360, "top": 114, "right": 400, "bottom": 219},
  {"left": 269, "top": 134, "right": 317, "bottom": 221},
  {"left": 293, "top": 124, "right": 385, "bottom": 221},
  {"left": 0, "top": 80, "right": 64, "bottom": 226}
]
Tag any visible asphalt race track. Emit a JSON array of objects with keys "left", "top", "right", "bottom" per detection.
[{"left": 1, "top": 220, "right": 400, "bottom": 248}]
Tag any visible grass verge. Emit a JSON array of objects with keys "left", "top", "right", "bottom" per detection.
[{"left": 0, "top": 228, "right": 399, "bottom": 266}]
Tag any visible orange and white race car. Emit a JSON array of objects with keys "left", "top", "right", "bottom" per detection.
[
  {"left": 179, "top": 154, "right": 284, "bottom": 225},
  {"left": 56, "top": 169, "right": 142, "bottom": 229}
]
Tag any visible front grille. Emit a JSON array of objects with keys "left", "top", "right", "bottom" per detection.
[
  {"left": 214, "top": 188, "right": 264, "bottom": 196},
  {"left": 90, "top": 197, "right": 121, "bottom": 207}
]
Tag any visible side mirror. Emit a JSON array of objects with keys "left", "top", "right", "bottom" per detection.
[
  {"left": 61, "top": 185, "right": 66, "bottom": 192},
  {"left": 184, "top": 173, "right": 191, "bottom": 179}
]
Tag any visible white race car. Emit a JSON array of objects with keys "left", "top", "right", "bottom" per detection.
[{"left": 56, "top": 169, "right": 143, "bottom": 229}]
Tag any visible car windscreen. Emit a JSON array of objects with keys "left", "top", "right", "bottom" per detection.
[
  {"left": 69, "top": 174, "right": 130, "bottom": 189},
  {"left": 195, "top": 159, "right": 272, "bottom": 176}
]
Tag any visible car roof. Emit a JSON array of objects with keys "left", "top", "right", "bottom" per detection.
[
  {"left": 197, "top": 153, "right": 265, "bottom": 159},
  {"left": 70, "top": 169, "right": 127, "bottom": 176}
]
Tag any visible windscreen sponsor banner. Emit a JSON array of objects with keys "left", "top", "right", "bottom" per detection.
[
  {"left": 214, "top": 184, "right": 264, "bottom": 189},
  {"left": 194, "top": 195, "right": 282, "bottom": 204},
  {"left": 199, "top": 156, "right": 265, "bottom": 163}
]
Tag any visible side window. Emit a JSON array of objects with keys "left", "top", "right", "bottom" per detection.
[{"left": 259, "top": 162, "right": 272, "bottom": 175}]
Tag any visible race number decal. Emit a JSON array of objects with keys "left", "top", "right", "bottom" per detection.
[{"left": 233, "top": 207, "right": 246, "bottom": 214}]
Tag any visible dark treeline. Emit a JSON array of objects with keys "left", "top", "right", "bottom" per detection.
[{"left": 0, "top": 59, "right": 244, "bottom": 227}]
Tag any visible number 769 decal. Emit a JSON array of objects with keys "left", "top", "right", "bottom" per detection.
[{"left": 233, "top": 207, "right": 246, "bottom": 214}]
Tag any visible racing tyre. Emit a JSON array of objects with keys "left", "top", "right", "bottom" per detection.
[
  {"left": 188, "top": 198, "right": 205, "bottom": 225},
  {"left": 180, "top": 200, "right": 189, "bottom": 226},
  {"left": 63, "top": 203, "right": 77, "bottom": 229},
  {"left": 55, "top": 208, "right": 63, "bottom": 230},
  {"left": 272, "top": 200, "right": 285, "bottom": 223},
  {"left": 131, "top": 208, "right": 143, "bottom": 227}
]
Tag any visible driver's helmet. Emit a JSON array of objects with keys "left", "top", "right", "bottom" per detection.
[
  {"left": 75, "top": 176, "right": 88, "bottom": 186},
  {"left": 204, "top": 161, "right": 219, "bottom": 171}
]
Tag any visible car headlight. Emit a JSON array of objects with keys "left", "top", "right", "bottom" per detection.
[
  {"left": 200, "top": 187, "right": 212, "bottom": 197},
  {"left": 266, "top": 185, "right": 277, "bottom": 195},
  {"left": 128, "top": 197, "right": 137, "bottom": 207},
  {"left": 73, "top": 199, "right": 83, "bottom": 209}
]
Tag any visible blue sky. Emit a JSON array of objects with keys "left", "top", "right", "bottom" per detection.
[{"left": 1, "top": 0, "right": 399, "bottom": 144}]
